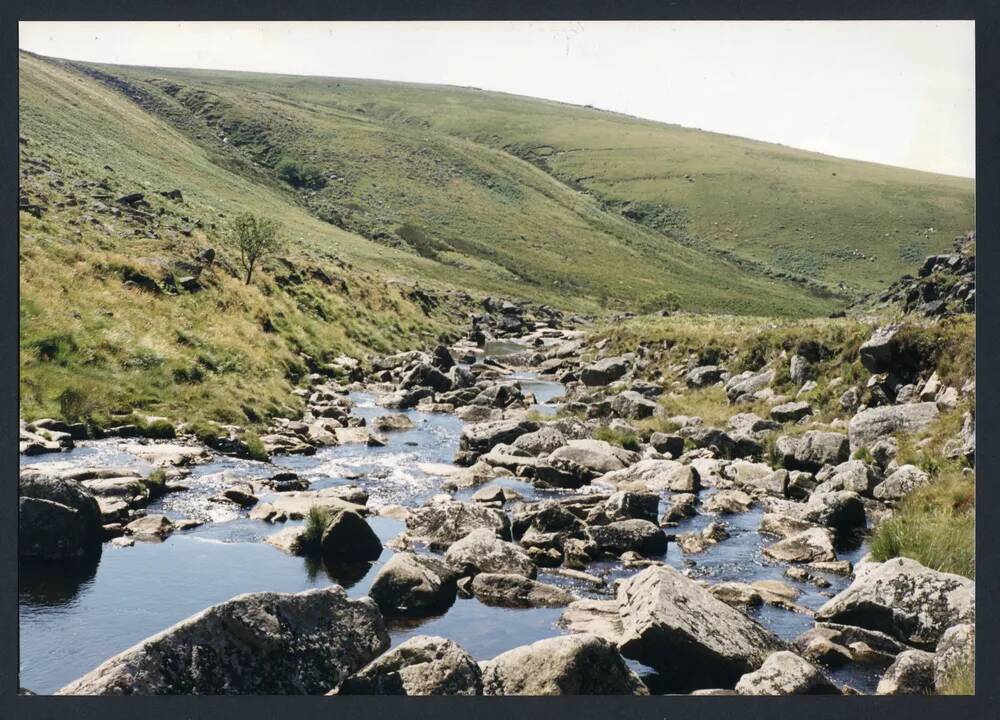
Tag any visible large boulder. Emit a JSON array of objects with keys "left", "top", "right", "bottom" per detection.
[
  {"left": 763, "top": 528, "right": 836, "bottom": 563},
  {"left": 848, "top": 403, "right": 940, "bottom": 452},
  {"left": 511, "top": 426, "right": 567, "bottom": 455},
  {"left": 549, "top": 439, "right": 638, "bottom": 478},
  {"left": 685, "top": 365, "right": 725, "bottom": 388},
  {"left": 616, "top": 566, "right": 784, "bottom": 690},
  {"left": 19, "top": 472, "right": 103, "bottom": 560},
  {"left": 457, "top": 419, "right": 538, "bottom": 464},
  {"left": 319, "top": 510, "right": 382, "bottom": 561},
  {"left": 586, "top": 519, "right": 667, "bottom": 557},
  {"left": 788, "top": 431, "right": 850, "bottom": 472},
  {"left": 471, "top": 573, "right": 576, "bottom": 608},
  {"left": 815, "top": 557, "right": 975, "bottom": 647},
  {"left": 734, "top": 651, "right": 840, "bottom": 695},
  {"left": 876, "top": 650, "right": 936, "bottom": 695},
  {"left": 337, "top": 636, "right": 481, "bottom": 695},
  {"left": 368, "top": 552, "right": 459, "bottom": 618},
  {"left": 404, "top": 498, "right": 510, "bottom": 550},
  {"left": 57, "top": 586, "right": 389, "bottom": 695},
  {"left": 609, "top": 391, "right": 658, "bottom": 420},
  {"left": 596, "top": 458, "right": 700, "bottom": 492},
  {"left": 873, "top": 464, "right": 931, "bottom": 501},
  {"left": 725, "top": 368, "right": 774, "bottom": 402},
  {"left": 858, "top": 324, "right": 901, "bottom": 373},
  {"left": 580, "top": 356, "right": 630, "bottom": 387},
  {"left": 480, "top": 634, "right": 648, "bottom": 695},
  {"left": 934, "top": 623, "right": 975, "bottom": 691},
  {"left": 444, "top": 528, "right": 536, "bottom": 578}
]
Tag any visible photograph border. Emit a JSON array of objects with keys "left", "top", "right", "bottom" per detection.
[{"left": 2, "top": 1, "right": 995, "bottom": 718}]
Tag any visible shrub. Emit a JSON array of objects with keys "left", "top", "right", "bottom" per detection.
[
  {"left": 32, "top": 333, "right": 77, "bottom": 364},
  {"left": 57, "top": 387, "right": 94, "bottom": 423},
  {"left": 276, "top": 157, "right": 326, "bottom": 189},
  {"left": 172, "top": 365, "right": 205, "bottom": 384}
]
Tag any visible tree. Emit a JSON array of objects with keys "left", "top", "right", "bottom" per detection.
[{"left": 231, "top": 212, "right": 282, "bottom": 285}]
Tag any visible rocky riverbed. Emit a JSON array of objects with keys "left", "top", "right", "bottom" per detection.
[{"left": 19, "top": 298, "right": 975, "bottom": 696}]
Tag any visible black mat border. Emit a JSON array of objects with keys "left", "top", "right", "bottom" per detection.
[{"left": 2, "top": 2, "right": 996, "bottom": 719}]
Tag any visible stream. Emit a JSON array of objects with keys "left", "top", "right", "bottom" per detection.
[{"left": 19, "top": 341, "right": 881, "bottom": 694}]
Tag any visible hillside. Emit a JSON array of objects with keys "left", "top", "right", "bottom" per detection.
[
  {"left": 18, "top": 51, "right": 974, "bottom": 427},
  {"left": 86, "top": 59, "right": 974, "bottom": 295}
]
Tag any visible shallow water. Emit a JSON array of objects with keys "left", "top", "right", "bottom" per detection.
[{"left": 19, "top": 360, "right": 879, "bottom": 695}]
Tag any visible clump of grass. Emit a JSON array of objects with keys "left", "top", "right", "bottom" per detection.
[
  {"left": 594, "top": 426, "right": 640, "bottom": 451},
  {"left": 937, "top": 662, "right": 975, "bottom": 695},
  {"left": 852, "top": 447, "right": 874, "bottom": 463},
  {"left": 242, "top": 431, "right": 269, "bottom": 462},
  {"left": 57, "top": 387, "right": 95, "bottom": 424},
  {"left": 140, "top": 468, "right": 168, "bottom": 499},
  {"left": 301, "top": 506, "right": 334, "bottom": 553},
  {"left": 187, "top": 420, "right": 223, "bottom": 444},
  {"left": 869, "top": 471, "right": 975, "bottom": 578},
  {"left": 139, "top": 418, "right": 176, "bottom": 440}
]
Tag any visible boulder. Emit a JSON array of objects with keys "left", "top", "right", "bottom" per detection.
[
  {"left": 876, "top": 650, "right": 936, "bottom": 695},
  {"left": 763, "top": 528, "right": 836, "bottom": 563},
  {"left": 734, "top": 651, "right": 840, "bottom": 695},
  {"left": 372, "top": 414, "right": 415, "bottom": 432},
  {"left": 873, "top": 464, "right": 931, "bottom": 501},
  {"left": 18, "top": 473, "right": 103, "bottom": 560},
  {"left": 859, "top": 325, "right": 901, "bottom": 373},
  {"left": 725, "top": 368, "right": 774, "bottom": 402},
  {"left": 649, "top": 432, "right": 684, "bottom": 457},
  {"left": 57, "top": 586, "right": 389, "bottom": 695},
  {"left": 816, "top": 460, "right": 879, "bottom": 496},
  {"left": 616, "top": 566, "right": 784, "bottom": 690},
  {"left": 405, "top": 498, "right": 510, "bottom": 550},
  {"left": 597, "top": 458, "right": 700, "bottom": 492},
  {"left": 319, "top": 510, "right": 382, "bottom": 561},
  {"left": 457, "top": 419, "right": 538, "bottom": 464},
  {"left": 337, "top": 636, "right": 481, "bottom": 696},
  {"left": 511, "top": 426, "right": 567, "bottom": 456},
  {"left": 770, "top": 401, "right": 813, "bottom": 423},
  {"left": 609, "top": 390, "right": 658, "bottom": 419},
  {"left": 549, "top": 439, "right": 638, "bottom": 477},
  {"left": 444, "top": 528, "right": 536, "bottom": 578},
  {"left": 934, "top": 623, "right": 975, "bottom": 691},
  {"left": 368, "top": 552, "right": 458, "bottom": 618},
  {"left": 580, "top": 356, "right": 630, "bottom": 386},
  {"left": 686, "top": 365, "right": 725, "bottom": 388},
  {"left": 587, "top": 519, "right": 667, "bottom": 556},
  {"left": 815, "top": 557, "right": 975, "bottom": 646},
  {"left": 703, "top": 489, "right": 754, "bottom": 514},
  {"left": 848, "top": 403, "right": 940, "bottom": 451},
  {"left": 789, "top": 431, "right": 850, "bottom": 472},
  {"left": 558, "top": 599, "right": 624, "bottom": 643},
  {"left": 481, "top": 634, "right": 648, "bottom": 695},
  {"left": 471, "top": 573, "right": 576, "bottom": 608},
  {"left": 590, "top": 491, "right": 659, "bottom": 524},
  {"left": 124, "top": 514, "right": 174, "bottom": 539}
]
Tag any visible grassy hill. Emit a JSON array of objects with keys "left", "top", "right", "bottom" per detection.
[
  {"left": 88, "top": 61, "right": 973, "bottom": 296},
  {"left": 18, "top": 51, "right": 975, "bottom": 426}
]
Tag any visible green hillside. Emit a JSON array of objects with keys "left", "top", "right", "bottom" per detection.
[
  {"left": 18, "top": 51, "right": 975, "bottom": 426},
  {"left": 90, "top": 61, "right": 973, "bottom": 295}
]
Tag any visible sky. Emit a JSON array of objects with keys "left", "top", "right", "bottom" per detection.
[{"left": 18, "top": 21, "right": 976, "bottom": 178}]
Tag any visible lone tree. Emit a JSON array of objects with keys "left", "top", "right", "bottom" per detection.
[{"left": 232, "top": 212, "right": 282, "bottom": 285}]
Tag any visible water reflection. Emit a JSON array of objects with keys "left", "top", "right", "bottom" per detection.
[{"left": 18, "top": 552, "right": 101, "bottom": 607}]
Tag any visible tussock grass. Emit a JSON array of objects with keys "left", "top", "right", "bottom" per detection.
[
  {"left": 301, "top": 506, "right": 335, "bottom": 552},
  {"left": 869, "top": 470, "right": 975, "bottom": 578},
  {"left": 593, "top": 426, "right": 640, "bottom": 451},
  {"left": 937, "top": 663, "right": 975, "bottom": 695}
]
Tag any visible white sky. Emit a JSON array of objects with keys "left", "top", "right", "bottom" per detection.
[{"left": 19, "top": 20, "right": 975, "bottom": 178}]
